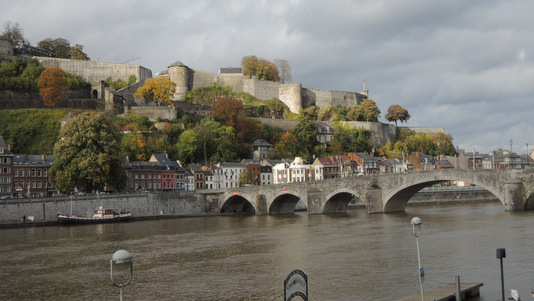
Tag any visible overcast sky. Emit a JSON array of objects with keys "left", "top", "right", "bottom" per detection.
[{"left": 2, "top": 0, "right": 534, "bottom": 154}]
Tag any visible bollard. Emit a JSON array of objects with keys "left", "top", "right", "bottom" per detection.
[{"left": 455, "top": 275, "right": 461, "bottom": 301}]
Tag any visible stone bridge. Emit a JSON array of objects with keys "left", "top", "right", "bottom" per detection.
[{"left": 199, "top": 169, "right": 534, "bottom": 215}]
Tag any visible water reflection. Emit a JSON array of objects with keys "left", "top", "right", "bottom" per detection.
[{"left": 1, "top": 202, "right": 533, "bottom": 300}]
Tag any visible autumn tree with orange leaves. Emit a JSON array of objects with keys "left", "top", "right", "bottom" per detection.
[
  {"left": 134, "top": 77, "right": 176, "bottom": 105},
  {"left": 38, "top": 67, "right": 68, "bottom": 107}
]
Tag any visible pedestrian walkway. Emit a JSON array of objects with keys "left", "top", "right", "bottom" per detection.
[{"left": 400, "top": 283, "right": 483, "bottom": 301}]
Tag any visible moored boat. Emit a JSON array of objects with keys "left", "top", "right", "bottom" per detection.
[{"left": 57, "top": 207, "right": 132, "bottom": 225}]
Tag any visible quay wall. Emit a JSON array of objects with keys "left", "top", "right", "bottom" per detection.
[
  {"left": 0, "top": 192, "right": 213, "bottom": 223},
  {"left": 409, "top": 189, "right": 498, "bottom": 204}
]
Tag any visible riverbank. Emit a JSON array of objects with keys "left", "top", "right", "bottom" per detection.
[{"left": 1, "top": 197, "right": 500, "bottom": 229}]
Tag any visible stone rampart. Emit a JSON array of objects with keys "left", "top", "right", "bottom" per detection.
[
  {"left": 128, "top": 105, "right": 176, "bottom": 121},
  {"left": 35, "top": 57, "right": 152, "bottom": 84},
  {"left": 174, "top": 102, "right": 211, "bottom": 117},
  {"left": 279, "top": 83, "right": 303, "bottom": 113},
  {"left": 302, "top": 88, "right": 364, "bottom": 109},
  {"left": 339, "top": 121, "right": 396, "bottom": 146},
  {"left": 0, "top": 89, "right": 97, "bottom": 110},
  {"left": 190, "top": 69, "right": 217, "bottom": 89},
  {"left": 0, "top": 192, "right": 209, "bottom": 222},
  {"left": 0, "top": 39, "right": 14, "bottom": 56},
  {"left": 400, "top": 126, "right": 446, "bottom": 135},
  {"left": 242, "top": 78, "right": 280, "bottom": 101}
]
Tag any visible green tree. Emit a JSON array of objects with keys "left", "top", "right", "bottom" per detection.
[
  {"left": 134, "top": 77, "right": 176, "bottom": 105},
  {"left": 70, "top": 44, "right": 90, "bottom": 60},
  {"left": 177, "top": 129, "right": 200, "bottom": 164},
  {"left": 270, "top": 132, "right": 301, "bottom": 159},
  {"left": 238, "top": 166, "right": 254, "bottom": 186},
  {"left": 359, "top": 99, "right": 381, "bottom": 121},
  {"left": 49, "top": 112, "right": 126, "bottom": 193},
  {"left": 329, "top": 124, "right": 372, "bottom": 154},
  {"left": 38, "top": 67, "right": 68, "bottom": 107},
  {"left": 292, "top": 115, "right": 318, "bottom": 156},
  {"left": 241, "top": 56, "right": 280, "bottom": 81},
  {"left": 37, "top": 38, "right": 72, "bottom": 58},
  {"left": 385, "top": 104, "right": 411, "bottom": 126}
]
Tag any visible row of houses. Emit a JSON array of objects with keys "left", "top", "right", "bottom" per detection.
[{"left": 1, "top": 135, "right": 532, "bottom": 198}]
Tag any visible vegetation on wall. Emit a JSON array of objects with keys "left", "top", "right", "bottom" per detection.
[{"left": 0, "top": 109, "right": 67, "bottom": 154}]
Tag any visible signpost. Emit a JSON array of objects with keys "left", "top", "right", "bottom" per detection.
[{"left": 284, "top": 269, "right": 308, "bottom": 301}]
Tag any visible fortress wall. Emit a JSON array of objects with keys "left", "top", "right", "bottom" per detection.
[
  {"left": 243, "top": 78, "right": 279, "bottom": 101},
  {"left": 279, "top": 83, "right": 303, "bottom": 113},
  {"left": 400, "top": 126, "right": 446, "bottom": 135},
  {"left": 218, "top": 74, "right": 244, "bottom": 92},
  {"left": 303, "top": 88, "right": 365, "bottom": 109},
  {"left": 129, "top": 106, "right": 176, "bottom": 121},
  {"left": 190, "top": 69, "right": 217, "bottom": 89},
  {"left": 35, "top": 57, "right": 152, "bottom": 84},
  {"left": 254, "top": 117, "right": 298, "bottom": 132},
  {"left": 0, "top": 39, "right": 14, "bottom": 56},
  {"left": 340, "top": 121, "right": 397, "bottom": 146}
]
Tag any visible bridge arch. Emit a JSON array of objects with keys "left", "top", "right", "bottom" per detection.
[
  {"left": 269, "top": 192, "right": 303, "bottom": 214},
  {"left": 323, "top": 188, "right": 363, "bottom": 214},
  {"left": 220, "top": 195, "right": 256, "bottom": 214},
  {"left": 382, "top": 172, "right": 506, "bottom": 212}
]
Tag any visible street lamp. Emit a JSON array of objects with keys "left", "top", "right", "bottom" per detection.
[
  {"left": 411, "top": 217, "right": 424, "bottom": 301},
  {"left": 496, "top": 248, "right": 506, "bottom": 301},
  {"left": 110, "top": 250, "right": 133, "bottom": 301}
]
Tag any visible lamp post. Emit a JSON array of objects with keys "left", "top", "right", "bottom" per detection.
[
  {"left": 496, "top": 248, "right": 506, "bottom": 301},
  {"left": 411, "top": 217, "right": 424, "bottom": 301},
  {"left": 110, "top": 250, "right": 133, "bottom": 301}
]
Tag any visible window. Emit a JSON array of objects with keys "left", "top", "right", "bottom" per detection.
[
  {"left": 43, "top": 170, "right": 47, "bottom": 177},
  {"left": 0, "top": 167, "right": 9, "bottom": 174},
  {"left": 38, "top": 181, "right": 42, "bottom": 188},
  {"left": 37, "top": 169, "right": 42, "bottom": 177},
  {"left": 14, "top": 168, "right": 18, "bottom": 177},
  {"left": 32, "top": 181, "right": 36, "bottom": 188},
  {"left": 32, "top": 169, "right": 36, "bottom": 177}
]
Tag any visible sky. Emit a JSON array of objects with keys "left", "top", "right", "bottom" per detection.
[{"left": 2, "top": 0, "right": 534, "bottom": 155}]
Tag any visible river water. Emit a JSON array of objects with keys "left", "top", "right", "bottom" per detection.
[{"left": 1, "top": 202, "right": 533, "bottom": 301}]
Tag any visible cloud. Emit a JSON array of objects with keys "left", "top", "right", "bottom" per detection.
[{"left": 2, "top": 0, "right": 534, "bottom": 154}]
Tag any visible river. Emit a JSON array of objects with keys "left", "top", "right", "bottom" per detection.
[{"left": 0, "top": 201, "right": 533, "bottom": 300}]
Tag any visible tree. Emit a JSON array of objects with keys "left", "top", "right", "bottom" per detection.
[
  {"left": 292, "top": 115, "right": 318, "bottom": 155},
  {"left": 270, "top": 132, "right": 301, "bottom": 159},
  {"left": 242, "top": 56, "right": 259, "bottom": 79},
  {"left": 359, "top": 99, "right": 381, "bottom": 121},
  {"left": 134, "top": 77, "right": 176, "bottom": 105},
  {"left": 211, "top": 97, "right": 243, "bottom": 128},
  {"left": 241, "top": 56, "right": 280, "bottom": 81},
  {"left": 38, "top": 67, "right": 68, "bottom": 107},
  {"left": 385, "top": 104, "right": 411, "bottom": 126},
  {"left": 255, "top": 58, "right": 280, "bottom": 82},
  {"left": 2, "top": 21, "right": 25, "bottom": 43},
  {"left": 49, "top": 112, "right": 126, "bottom": 193},
  {"left": 37, "top": 38, "right": 72, "bottom": 58},
  {"left": 70, "top": 44, "right": 90, "bottom": 60},
  {"left": 238, "top": 165, "right": 254, "bottom": 186},
  {"left": 274, "top": 59, "right": 292, "bottom": 84}
]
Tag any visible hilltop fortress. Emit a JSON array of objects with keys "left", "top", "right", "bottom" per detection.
[
  {"left": 0, "top": 40, "right": 447, "bottom": 145},
  {"left": 159, "top": 61, "right": 369, "bottom": 113}
]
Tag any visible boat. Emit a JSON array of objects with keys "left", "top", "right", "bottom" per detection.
[{"left": 57, "top": 207, "right": 132, "bottom": 225}]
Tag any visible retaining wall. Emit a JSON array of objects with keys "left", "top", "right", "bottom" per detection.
[{"left": 0, "top": 192, "right": 209, "bottom": 222}]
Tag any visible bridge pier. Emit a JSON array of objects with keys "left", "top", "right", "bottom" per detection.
[
  {"left": 366, "top": 187, "right": 384, "bottom": 213},
  {"left": 503, "top": 181, "right": 524, "bottom": 211},
  {"left": 307, "top": 188, "right": 323, "bottom": 214}
]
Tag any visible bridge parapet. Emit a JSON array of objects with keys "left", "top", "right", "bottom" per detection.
[{"left": 214, "top": 169, "right": 534, "bottom": 215}]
